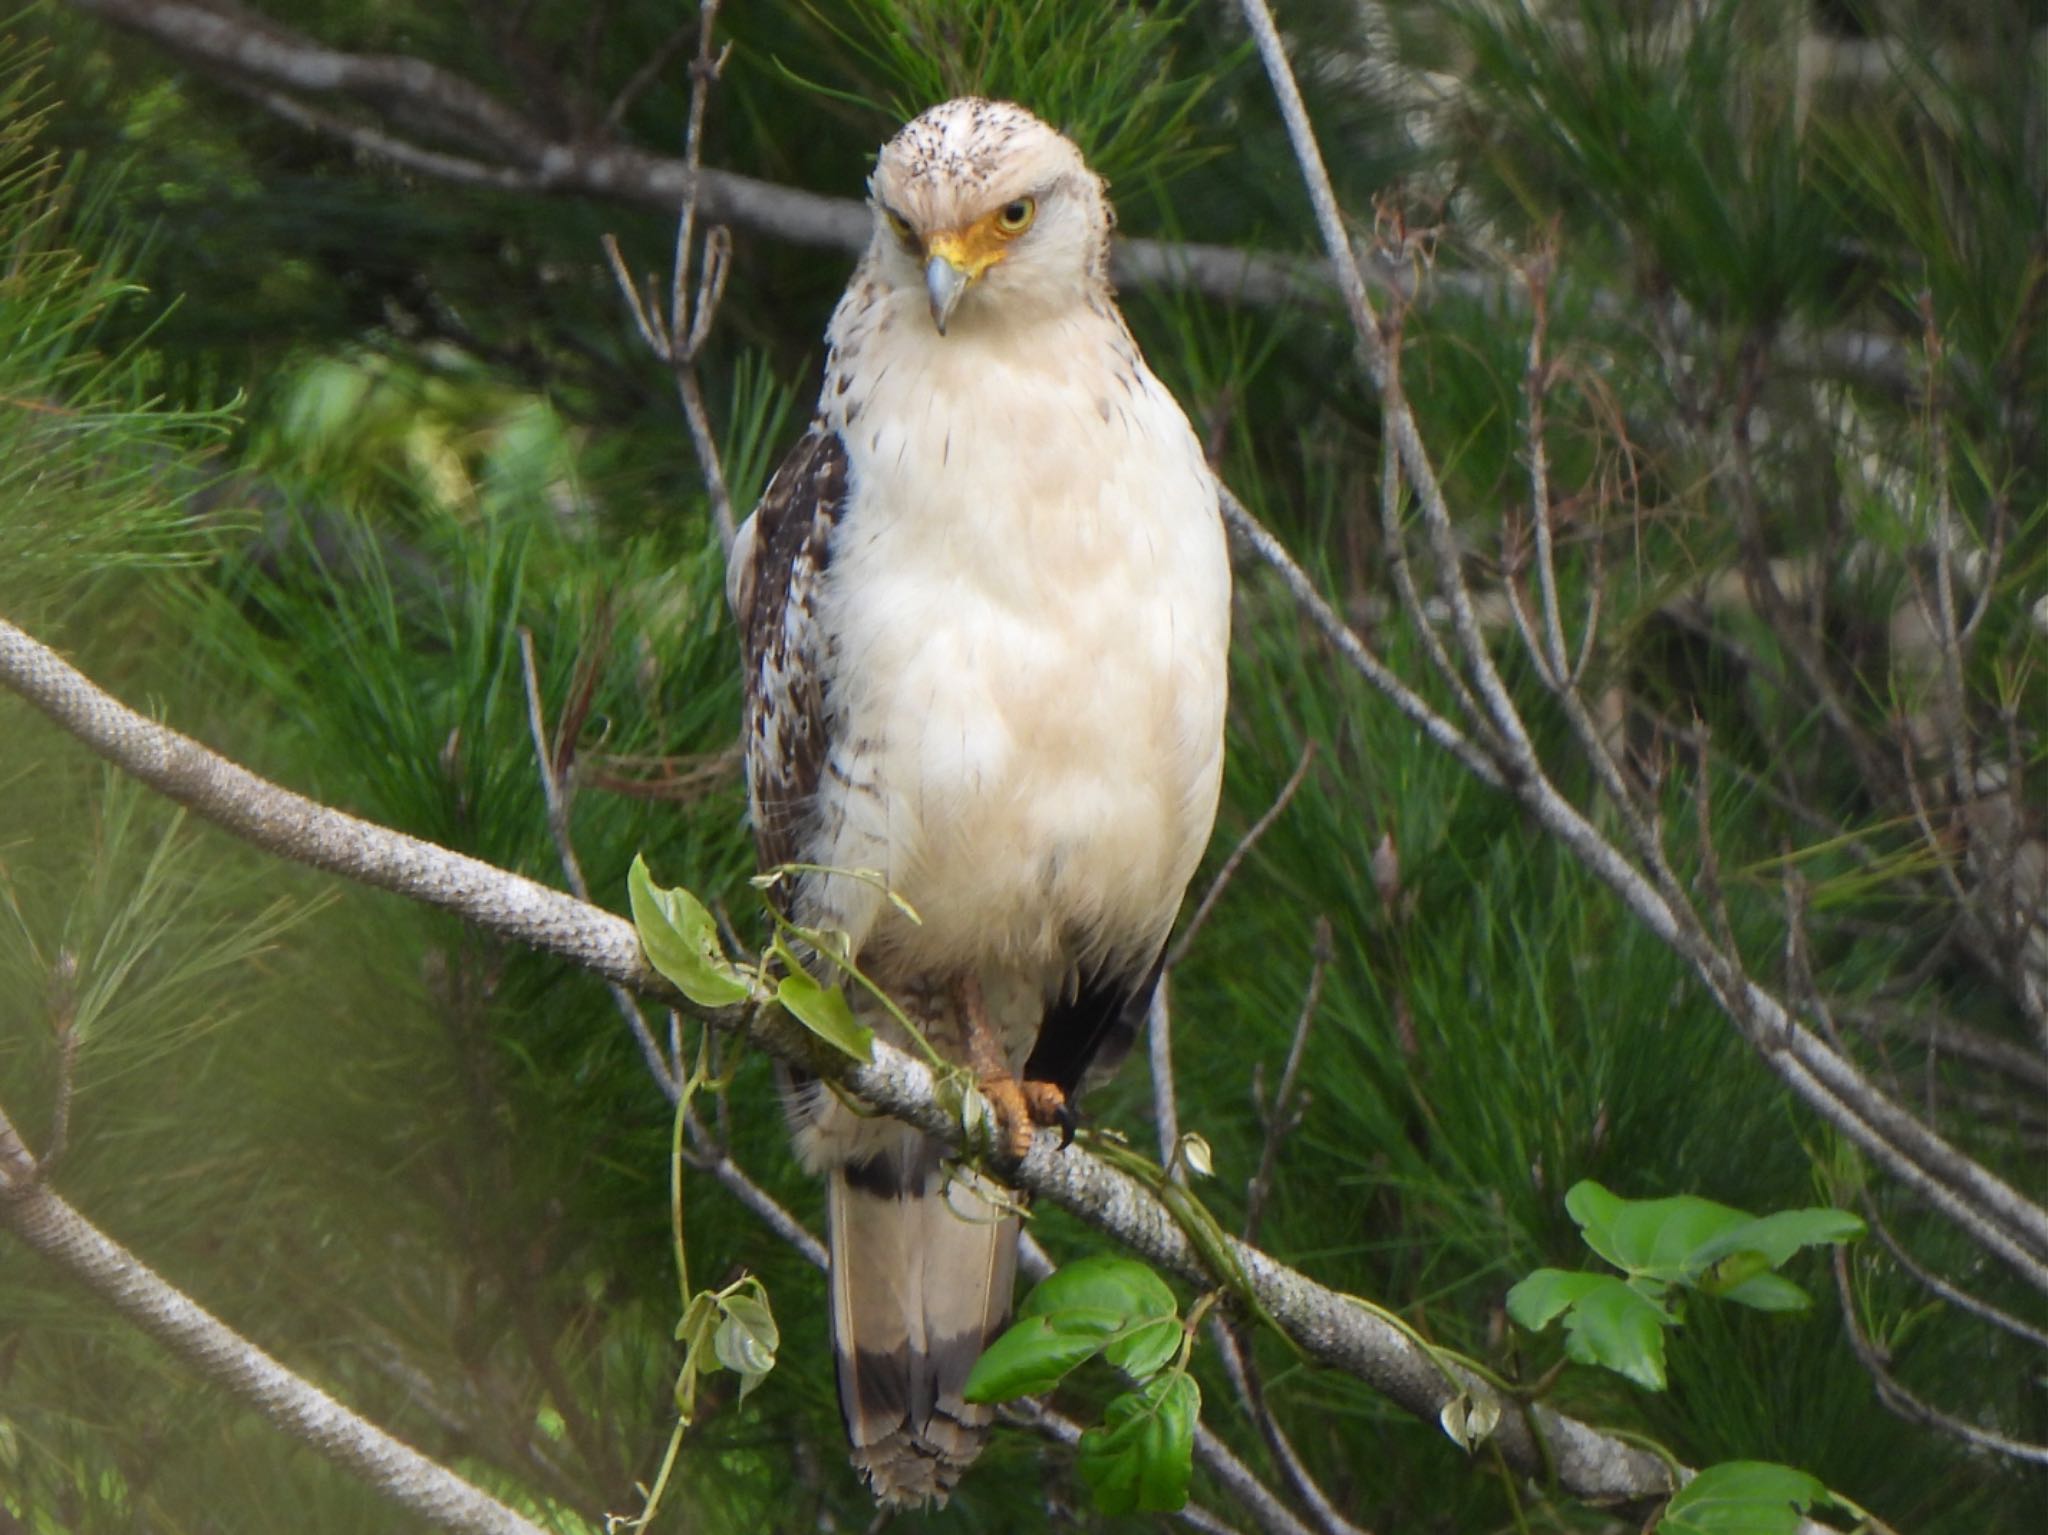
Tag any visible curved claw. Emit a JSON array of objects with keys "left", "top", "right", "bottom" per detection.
[
  {"left": 1021, "top": 1080, "right": 1076, "bottom": 1148},
  {"left": 1051, "top": 1100, "right": 1079, "bottom": 1149}
]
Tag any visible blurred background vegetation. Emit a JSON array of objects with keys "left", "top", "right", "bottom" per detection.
[{"left": 1, "top": 0, "right": 2042, "bottom": 1530}]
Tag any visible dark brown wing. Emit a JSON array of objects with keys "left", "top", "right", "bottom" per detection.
[
  {"left": 1023, "top": 948, "right": 1167, "bottom": 1102},
  {"left": 734, "top": 424, "right": 850, "bottom": 884}
]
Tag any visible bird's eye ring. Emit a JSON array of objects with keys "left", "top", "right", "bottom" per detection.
[
  {"left": 994, "top": 197, "right": 1036, "bottom": 236},
  {"left": 882, "top": 207, "right": 915, "bottom": 245}
]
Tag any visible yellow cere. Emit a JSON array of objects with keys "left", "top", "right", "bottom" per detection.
[{"left": 925, "top": 200, "right": 1036, "bottom": 279}]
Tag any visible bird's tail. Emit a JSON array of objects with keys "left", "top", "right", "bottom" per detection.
[{"left": 828, "top": 1133, "right": 1020, "bottom": 1508}]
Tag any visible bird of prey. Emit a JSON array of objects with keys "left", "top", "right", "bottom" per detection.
[{"left": 728, "top": 98, "right": 1230, "bottom": 1507}]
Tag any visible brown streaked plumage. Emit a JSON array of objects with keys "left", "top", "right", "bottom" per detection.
[{"left": 729, "top": 97, "right": 1230, "bottom": 1506}]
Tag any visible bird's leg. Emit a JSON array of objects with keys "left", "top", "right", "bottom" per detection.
[
  {"left": 955, "top": 975, "right": 1075, "bottom": 1159},
  {"left": 956, "top": 973, "right": 1034, "bottom": 1163}
]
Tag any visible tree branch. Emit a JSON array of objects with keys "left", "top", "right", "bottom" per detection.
[
  {"left": 1859, "top": 1191, "right": 2048, "bottom": 1354},
  {"left": 1832, "top": 1248, "right": 2048, "bottom": 1466},
  {"left": 599, "top": 0, "right": 739, "bottom": 554},
  {"left": 1234, "top": 0, "right": 2048, "bottom": 1300},
  {"left": 1210, "top": 1317, "right": 1373, "bottom": 1535},
  {"left": 59, "top": 0, "right": 1918, "bottom": 391},
  {"left": 0, "top": 616, "right": 676, "bottom": 1005},
  {"left": 0, "top": 1106, "right": 549, "bottom": 1535},
  {"left": 0, "top": 612, "right": 1687, "bottom": 1511}
]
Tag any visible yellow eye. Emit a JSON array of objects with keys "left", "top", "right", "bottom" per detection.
[
  {"left": 882, "top": 208, "right": 915, "bottom": 245},
  {"left": 993, "top": 197, "right": 1036, "bottom": 236}
]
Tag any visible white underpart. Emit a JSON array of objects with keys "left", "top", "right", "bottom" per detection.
[{"left": 794, "top": 284, "right": 1229, "bottom": 1163}]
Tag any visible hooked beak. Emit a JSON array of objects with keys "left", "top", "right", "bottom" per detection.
[{"left": 924, "top": 254, "right": 970, "bottom": 336}]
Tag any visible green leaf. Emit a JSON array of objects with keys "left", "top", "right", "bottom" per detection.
[
  {"left": 1025, "top": 1257, "right": 1180, "bottom": 1378},
  {"left": 1505, "top": 1268, "right": 1609, "bottom": 1331},
  {"left": 967, "top": 1258, "right": 1182, "bottom": 1402},
  {"left": 1684, "top": 1209, "right": 1865, "bottom": 1275},
  {"left": 962, "top": 1314, "right": 1115, "bottom": 1401},
  {"left": 628, "top": 855, "right": 752, "bottom": 1007},
  {"left": 1661, "top": 1461, "right": 1830, "bottom": 1535},
  {"left": 1105, "top": 1317, "right": 1183, "bottom": 1380},
  {"left": 1565, "top": 1180, "right": 1751, "bottom": 1281},
  {"left": 1509, "top": 1267, "right": 1675, "bottom": 1390},
  {"left": 1696, "top": 1247, "right": 1773, "bottom": 1296},
  {"left": 1019, "top": 1256, "right": 1178, "bottom": 1327},
  {"left": 773, "top": 961, "right": 873, "bottom": 1063},
  {"left": 1565, "top": 1185, "right": 1863, "bottom": 1296},
  {"left": 1713, "top": 1272, "right": 1812, "bottom": 1313},
  {"left": 1077, "top": 1373, "right": 1199, "bottom": 1515},
  {"left": 674, "top": 1292, "right": 717, "bottom": 1352},
  {"left": 1558, "top": 1275, "right": 1674, "bottom": 1391}
]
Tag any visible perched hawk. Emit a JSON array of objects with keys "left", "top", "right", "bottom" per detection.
[{"left": 728, "top": 98, "right": 1230, "bottom": 1506}]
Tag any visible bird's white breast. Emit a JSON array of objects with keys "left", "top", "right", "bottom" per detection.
[{"left": 809, "top": 296, "right": 1229, "bottom": 992}]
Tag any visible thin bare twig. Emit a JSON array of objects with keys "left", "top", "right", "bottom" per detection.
[
  {"left": 520, "top": 630, "right": 821, "bottom": 1265},
  {"left": 601, "top": 16, "right": 697, "bottom": 135},
  {"left": 1211, "top": 1317, "right": 1374, "bottom": 1535},
  {"left": 1189, "top": 1420, "right": 1320, "bottom": 1535},
  {"left": 1243, "top": 918, "right": 1333, "bottom": 1247},
  {"left": 1858, "top": 1192, "right": 2048, "bottom": 1353},
  {"left": 1915, "top": 296, "right": 1976, "bottom": 804},
  {"left": 683, "top": 1128, "right": 830, "bottom": 1272},
  {"left": 36, "top": 949, "right": 80, "bottom": 1177},
  {"left": 1518, "top": 246, "right": 1574, "bottom": 687},
  {"left": 668, "top": 2, "right": 737, "bottom": 553},
  {"left": 1373, "top": 381, "right": 1497, "bottom": 748},
  {"left": 1148, "top": 979, "right": 1182, "bottom": 1172},
  {"left": 1152, "top": 724, "right": 1311, "bottom": 1185},
  {"left": 1003, "top": 1397, "right": 1262, "bottom": 1535},
  {"left": 1833, "top": 1247, "right": 2048, "bottom": 1465},
  {"left": 1170, "top": 740, "right": 1317, "bottom": 970},
  {"left": 1838, "top": 1001, "right": 2048, "bottom": 1099},
  {"left": 1218, "top": 490, "right": 1503, "bottom": 793},
  {"left": 518, "top": 627, "right": 679, "bottom": 1100},
  {"left": 601, "top": 0, "right": 738, "bottom": 554}
]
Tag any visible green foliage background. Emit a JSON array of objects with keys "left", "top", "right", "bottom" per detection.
[{"left": 2, "top": 1, "right": 2042, "bottom": 1531}]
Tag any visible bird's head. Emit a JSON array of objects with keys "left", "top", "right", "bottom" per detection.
[{"left": 866, "top": 98, "right": 1112, "bottom": 336}]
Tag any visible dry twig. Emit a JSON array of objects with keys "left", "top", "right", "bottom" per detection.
[
  {"left": 519, "top": 626, "right": 680, "bottom": 1098},
  {"left": 1832, "top": 1247, "right": 2048, "bottom": 1466},
  {"left": 1243, "top": 918, "right": 1333, "bottom": 1247},
  {"left": 601, "top": 0, "right": 738, "bottom": 553}
]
